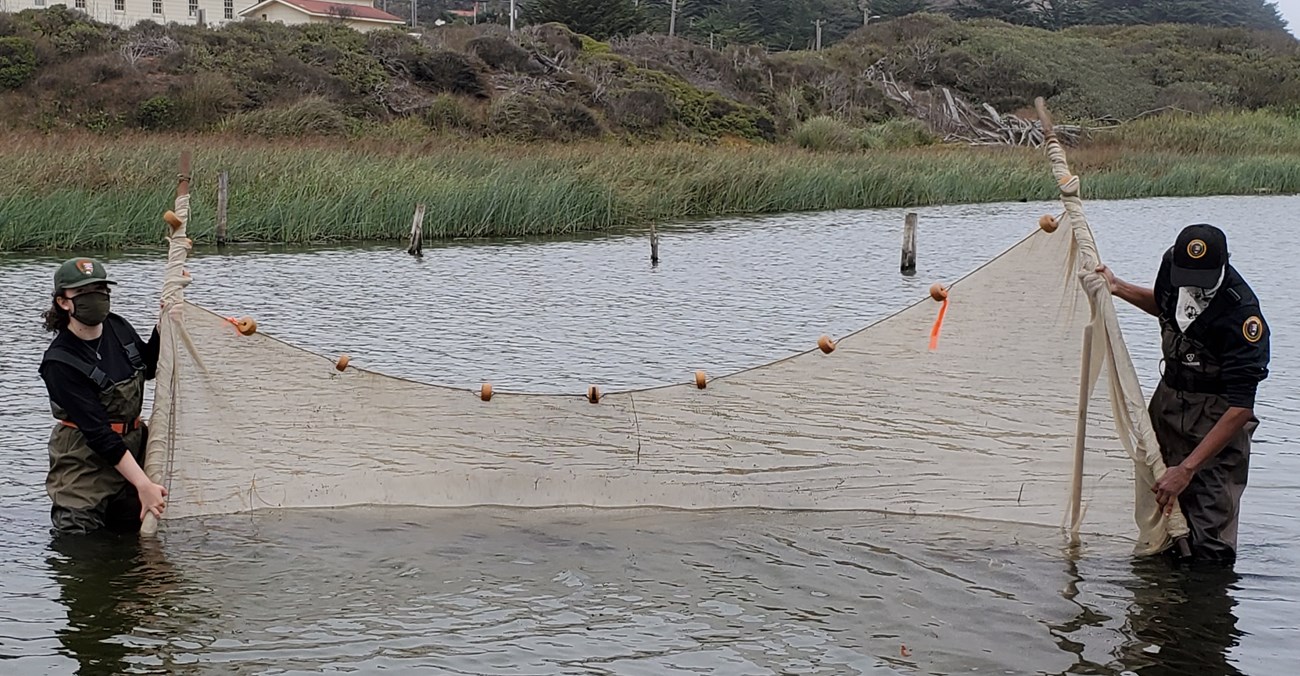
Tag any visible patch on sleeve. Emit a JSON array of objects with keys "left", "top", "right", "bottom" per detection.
[{"left": 1242, "top": 315, "right": 1265, "bottom": 343}]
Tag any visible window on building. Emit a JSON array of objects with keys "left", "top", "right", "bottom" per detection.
[
  {"left": 189, "top": 0, "right": 198, "bottom": 16},
  {"left": 153, "top": 0, "right": 162, "bottom": 13},
  {"left": 35, "top": 0, "right": 45, "bottom": 7},
  {"left": 224, "top": 0, "right": 233, "bottom": 19},
  {"left": 115, "top": 0, "right": 125, "bottom": 11},
  {"left": 75, "top": 0, "right": 86, "bottom": 9}
]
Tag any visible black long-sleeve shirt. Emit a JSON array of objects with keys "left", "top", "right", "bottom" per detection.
[{"left": 40, "top": 315, "right": 160, "bottom": 465}]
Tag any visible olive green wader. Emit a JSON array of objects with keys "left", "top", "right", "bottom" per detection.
[
  {"left": 1151, "top": 319, "right": 1257, "bottom": 563},
  {"left": 45, "top": 358, "right": 149, "bottom": 536}
]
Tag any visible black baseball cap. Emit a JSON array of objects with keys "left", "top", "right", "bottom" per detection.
[{"left": 1170, "top": 224, "right": 1228, "bottom": 289}]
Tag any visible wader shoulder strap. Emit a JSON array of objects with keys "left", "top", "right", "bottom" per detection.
[
  {"left": 106, "top": 315, "right": 145, "bottom": 372},
  {"left": 42, "top": 348, "right": 115, "bottom": 393}
]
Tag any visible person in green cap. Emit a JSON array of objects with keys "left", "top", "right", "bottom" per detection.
[{"left": 39, "top": 257, "right": 168, "bottom": 536}]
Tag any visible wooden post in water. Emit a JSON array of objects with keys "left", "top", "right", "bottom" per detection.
[
  {"left": 407, "top": 204, "right": 425, "bottom": 257},
  {"left": 901, "top": 212, "right": 917, "bottom": 276},
  {"left": 216, "top": 170, "right": 229, "bottom": 247},
  {"left": 650, "top": 223, "right": 660, "bottom": 266}
]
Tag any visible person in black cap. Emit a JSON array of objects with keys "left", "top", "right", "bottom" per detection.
[
  {"left": 1096, "top": 224, "right": 1270, "bottom": 564},
  {"left": 39, "top": 257, "right": 168, "bottom": 536}
]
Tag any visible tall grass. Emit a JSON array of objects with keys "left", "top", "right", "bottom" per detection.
[{"left": 2, "top": 111, "right": 1298, "bottom": 251}]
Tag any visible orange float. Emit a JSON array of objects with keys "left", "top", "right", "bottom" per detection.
[
  {"left": 818, "top": 335, "right": 836, "bottom": 354},
  {"left": 335, "top": 355, "right": 350, "bottom": 371},
  {"left": 480, "top": 383, "right": 493, "bottom": 401},
  {"left": 694, "top": 370, "right": 707, "bottom": 389},
  {"left": 929, "top": 284, "right": 950, "bottom": 351},
  {"left": 587, "top": 386, "right": 601, "bottom": 404},
  {"left": 163, "top": 210, "right": 182, "bottom": 229},
  {"left": 235, "top": 317, "right": 257, "bottom": 336},
  {"left": 1038, "top": 214, "right": 1059, "bottom": 233}
]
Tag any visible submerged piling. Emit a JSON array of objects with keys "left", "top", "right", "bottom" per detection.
[
  {"left": 216, "top": 171, "right": 229, "bottom": 247},
  {"left": 407, "top": 204, "right": 425, "bottom": 257},
  {"left": 901, "top": 212, "right": 917, "bottom": 276}
]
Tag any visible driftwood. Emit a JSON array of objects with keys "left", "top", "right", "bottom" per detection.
[{"left": 863, "top": 58, "right": 1109, "bottom": 147}]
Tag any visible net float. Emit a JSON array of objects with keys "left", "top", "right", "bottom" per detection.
[
  {"left": 480, "top": 383, "right": 493, "bottom": 401},
  {"left": 587, "top": 386, "right": 601, "bottom": 404},
  {"left": 694, "top": 370, "right": 707, "bottom": 389},
  {"left": 335, "top": 355, "right": 350, "bottom": 371},
  {"left": 164, "top": 210, "right": 182, "bottom": 229},
  {"left": 818, "top": 335, "right": 836, "bottom": 354},
  {"left": 235, "top": 316, "right": 257, "bottom": 335},
  {"left": 930, "top": 283, "right": 949, "bottom": 302},
  {"left": 1039, "top": 214, "right": 1059, "bottom": 233}
]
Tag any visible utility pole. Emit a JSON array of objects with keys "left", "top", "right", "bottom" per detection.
[
  {"left": 510, "top": 0, "right": 516, "bottom": 31},
  {"left": 813, "top": 18, "right": 823, "bottom": 50},
  {"left": 669, "top": 0, "right": 679, "bottom": 37},
  {"left": 410, "top": 0, "right": 416, "bottom": 28}
]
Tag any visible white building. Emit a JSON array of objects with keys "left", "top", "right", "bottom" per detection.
[{"left": 0, "top": 0, "right": 406, "bottom": 32}]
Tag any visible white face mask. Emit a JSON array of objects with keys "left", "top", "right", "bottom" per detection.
[{"left": 1176, "top": 267, "right": 1225, "bottom": 332}]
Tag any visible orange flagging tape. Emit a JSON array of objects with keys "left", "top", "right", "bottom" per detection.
[{"left": 929, "top": 297, "right": 949, "bottom": 351}]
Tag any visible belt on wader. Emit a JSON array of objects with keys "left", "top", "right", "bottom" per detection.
[{"left": 57, "top": 417, "right": 143, "bottom": 435}]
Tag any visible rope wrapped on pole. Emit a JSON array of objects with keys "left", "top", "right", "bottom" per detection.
[
  {"left": 141, "top": 151, "right": 195, "bottom": 537},
  {"left": 1035, "top": 98, "right": 1191, "bottom": 553}
]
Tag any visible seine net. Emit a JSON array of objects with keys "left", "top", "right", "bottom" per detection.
[{"left": 139, "top": 131, "right": 1188, "bottom": 556}]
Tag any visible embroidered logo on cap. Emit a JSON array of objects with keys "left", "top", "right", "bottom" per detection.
[
  {"left": 1243, "top": 316, "right": 1264, "bottom": 343},
  {"left": 77, "top": 259, "right": 94, "bottom": 275},
  {"left": 1187, "top": 239, "right": 1208, "bottom": 259}
]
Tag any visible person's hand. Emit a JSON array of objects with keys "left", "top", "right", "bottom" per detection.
[
  {"left": 1094, "top": 264, "right": 1120, "bottom": 295},
  {"left": 137, "top": 481, "right": 169, "bottom": 521},
  {"left": 1153, "top": 464, "right": 1192, "bottom": 516}
]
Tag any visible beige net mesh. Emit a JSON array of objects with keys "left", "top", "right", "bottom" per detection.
[{"left": 139, "top": 122, "right": 1188, "bottom": 556}]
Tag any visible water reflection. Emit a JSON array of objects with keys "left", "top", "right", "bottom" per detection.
[
  {"left": 45, "top": 534, "right": 184, "bottom": 675},
  {"left": 2, "top": 194, "right": 1297, "bottom": 674},
  {"left": 1117, "top": 557, "right": 1244, "bottom": 675}
]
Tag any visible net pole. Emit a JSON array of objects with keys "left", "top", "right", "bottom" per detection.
[
  {"left": 1033, "top": 97, "right": 1191, "bottom": 552},
  {"left": 140, "top": 150, "right": 192, "bottom": 537},
  {"left": 1069, "top": 324, "right": 1094, "bottom": 544}
]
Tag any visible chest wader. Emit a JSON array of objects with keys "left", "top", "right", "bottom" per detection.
[
  {"left": 1150, "top": 318, "right": 1257, "bottom": 563},
  {"left": 44, "top": 338, "right": 149, "bottom": 536}
]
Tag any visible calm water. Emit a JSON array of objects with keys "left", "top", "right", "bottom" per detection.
[{"left": 1, "top": 195, "right": 1296, "bottom": 675}]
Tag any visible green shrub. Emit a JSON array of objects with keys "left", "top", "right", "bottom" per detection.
[
  {"left": 218, "top": 97, "right": 356, "bottom": 138},
  {"left": 0, "top": 37, "right": 37, "bottom": 90},
  {"left": 467, "top": 36, "right": 539, "bottom": 73},
  {"left": 862, "top": 118, "right": 938, "bottom": 149},
  {"left": 134, "top": 95, "right": 179, "bottom": 129},
  {"left": 426, "top": 93, "right": 480, "bottom": 131},
  {"left": 487, "top": 92, "right": 604, "bottom": 141},
  {"left": 793, "top": 116, "right": 864, "bottom": 152}
]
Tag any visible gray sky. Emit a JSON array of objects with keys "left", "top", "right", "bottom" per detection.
[{"left": 1278, "top": 0, "right": 1300, "bottom": 35}]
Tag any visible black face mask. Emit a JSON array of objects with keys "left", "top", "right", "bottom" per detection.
[{"left": 69, "top": 291, "right": 111, "bottom": 326}]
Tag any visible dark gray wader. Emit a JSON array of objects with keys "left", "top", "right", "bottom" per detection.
[
  {"left": 43, "top": 342, "right": 149, "bottom": 536},
  {"left": 1151, "top": 319, "right": 1257, "bottom": 564}
]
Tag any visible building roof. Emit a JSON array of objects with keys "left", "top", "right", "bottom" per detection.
[{"left": 239, "top": 0, "right": 406, "bottom": 23}]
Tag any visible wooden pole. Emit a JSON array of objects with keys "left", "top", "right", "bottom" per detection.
[
  {"left": 900, "top": 212, "right": 917, "bottom": 276},
  {"left": 650, "top": 223, "right": 659, "bottom": 266},
  {"left": 1068, "top": 324, "right": 1094, "bottom": 545},
  {"left": 216, "top": 170, "right": 228, "bottom": 246},
  {"left": 140, "top": 149, "right": 189, "bottom": 538},
  {"left": 407, "top": 203, "right": 425, "bottom": 257}
]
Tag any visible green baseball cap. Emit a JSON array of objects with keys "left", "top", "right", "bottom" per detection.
[{"left": 54, "top": 257, "right": 117, "bottom": 293}]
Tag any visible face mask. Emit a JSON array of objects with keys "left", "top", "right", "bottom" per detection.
[{"left": 69, "top": 291, "right": 111, "bottom": 326}]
